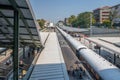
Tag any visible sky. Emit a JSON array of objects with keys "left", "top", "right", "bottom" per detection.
[{"left": 30, "top": 0, "right": 120, "bottom": 23}]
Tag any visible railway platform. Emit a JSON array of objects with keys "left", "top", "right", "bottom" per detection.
[{"left": 29, "top": 32, "right": 69, "bottom": 80}]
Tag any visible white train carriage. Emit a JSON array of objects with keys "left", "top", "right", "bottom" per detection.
[{"left": 57, "top": 27, "right": 120, "bottom": 80}]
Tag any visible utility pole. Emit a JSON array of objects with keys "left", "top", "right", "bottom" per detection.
[{"left": 90, "top": 13, "right": 92, "bottom": 37}]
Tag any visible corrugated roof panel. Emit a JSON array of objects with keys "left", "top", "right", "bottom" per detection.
[
  {"left": 20, "top": 9, "right": 32, "bottom": 19},
  {"left": 24, "top": 40, "right": 33, "bottom": 43},
  {"left": 7, "top": 18, "right": 13, "bottom": 25},
  {"left": 0, "top": 0, "right": 10, "bottom": 5},
  {"left": 19, "top": 19, "right": 25, "bottom": 26},
  {"left": 35, "top": 41, "right": 41, "bottom": 44},
  {"left": 30, "top": 29, "right": 38, "bottom": 34},
  {"left": 1, "top": 40, "right": 10, "bottom": 42},
  {"left": 27, "top": 20, "right": 35, "bottom": 27},
  {"left": 7, "top": 27, "right": 13, "bottom": 34},
  {"left": 0, "top": 18, "right": 8, "bottom": 25},
  {"left": 0, "top": 37, "right": 6, "bottom": 39},
  {"left": 0, "top": 0, "right": 41, "bottom": 47},
  {"left": 0, "top": 10, "right": 13, "bottom": 17},
  {"left": 0, "top": 35, "right": 5, "bottom": 38},
  {"left": 16, "top": 0, "right": 28, "bottom": 7},
  {"left": 19, "top": 28, "right": 28, "bottom": 34},
  {"left": 33, "top": 36, "right": 39, "bottom": 40},
  {"left": 20, "top": 35, "right": 31, "bottom": 40}
]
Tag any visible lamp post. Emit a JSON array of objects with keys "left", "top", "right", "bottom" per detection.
[{"left": 90, "top": 13, "right": 92, "bottom": 37}]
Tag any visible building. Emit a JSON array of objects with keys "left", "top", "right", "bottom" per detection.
[
  {"left": 57, "top": 20, "right": 64, "bottom": 26},
  {"left": 44, "top": 21, "right": 49, "bottom": 27},
  {"left": 111, "top": 4, "right": 120, "bottom": 24},
  {"left": 64, "top": 18, "right": 69, "bottom": 25},
  {"left": 93, "top": 6, "right": 111, "bottom": 24}
]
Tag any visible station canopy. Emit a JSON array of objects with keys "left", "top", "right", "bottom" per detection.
[
  {"left": 0, "top": 0, "right": 41, "bottom": 47},
  {"left": 59, "top": 26, "right": 89, "bottom": 33}
]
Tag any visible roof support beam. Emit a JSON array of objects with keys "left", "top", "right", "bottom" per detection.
[
  {"left": 0, "top": 16, "right": 34, "bottom": 20},
  {"left": 0, "top": 38, "right": 39, "bottom": 41},
  {"left": 0, "top": 4, "right": 29, "bottom": 10},
  {"left": 0, "top": 41, "right": 13, "bottom": 47},
  {"left": 0, "top": 4, "right": 14, "bottom": 10},
  {"left": 13, "top": 10, "right": 19, "bottom": 80},
  {"left": 0, "top": 33, "right": 38, "bottom": 36},
  {"left": 0, "top": 41, "right": 38, "bottom": 48},
  {"left": 0, "top": 25, "right": 36, "bottom": 29}
]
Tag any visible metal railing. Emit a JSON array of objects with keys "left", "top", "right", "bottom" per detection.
[
  {"left": 22, "top": 46, "right": 44, "bottom": 80},
  {"left": 7, "top": 47, "right": 30, "bottom": 80}
]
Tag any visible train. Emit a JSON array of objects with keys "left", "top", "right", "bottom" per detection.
[{"left": 57, "top": 27, "right": 120, "bottom": 80}]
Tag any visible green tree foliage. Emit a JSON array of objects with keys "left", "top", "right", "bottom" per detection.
[
  {"left": 37, "top": 19, "right": 46, "bottom": 29},
  {"left": 66, "top": 12, "right": 95, "bottom": 28},
  {"left": 102, "top": 20, "right": 111, "bottom": 28},
  {"left": 77, "top": 12, "right": 91, "bottom": 28},
  {"left": 68, "top": 15, "right": 76, "bottom": 26}
]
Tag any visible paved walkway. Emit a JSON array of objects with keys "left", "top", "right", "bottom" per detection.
[{"left": 29, "top": 32, "right": 69, "bottom": 80}]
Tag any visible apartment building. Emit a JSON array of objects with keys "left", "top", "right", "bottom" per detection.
[{"left": 93, "top": 6, "right": 111, "bottom": 24}]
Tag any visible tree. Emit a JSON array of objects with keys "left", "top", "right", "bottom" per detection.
[
  {"left": 76, "top": 12, "right": 95, "bottom": 28},
  {"left": 65, "top": 12, "right": 95, "bottom": 28},
  {"left": 102, "top": 20, "right": 111, "bottom": 28},
  {"left": 37, "top": 19, "right": 46, "bottom": 29},
  {"left": 68, "top": 15, "right": 76, "bottom": 26}
]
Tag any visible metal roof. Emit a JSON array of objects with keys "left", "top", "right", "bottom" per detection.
[
  {"left": 86, "top": 37, "right": 120, "bottom": 55},
  {"left": 59, "top": 26, "right": 89, "bottom": 33},
  {"left": 0, "top": 0, "right": 41, "bottom": 47}
]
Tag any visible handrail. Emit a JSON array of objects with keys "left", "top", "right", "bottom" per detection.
[{"left": 43, "top": 33, "right": 50, "bottom": 45}]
